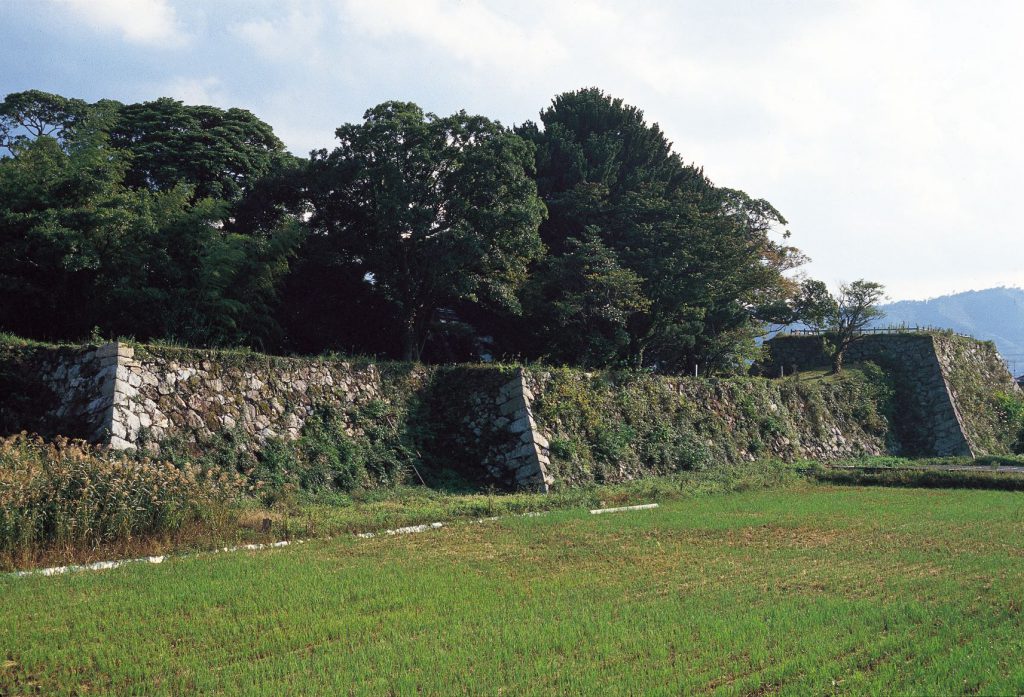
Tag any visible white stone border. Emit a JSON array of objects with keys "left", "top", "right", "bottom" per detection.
[
  {"left": 11, "top": 540, "right": 298, "bottom": 578},
  {"left": 356, "top": 522, "right": 444, "bottom": 539},
  {"left": 10, "top": 502, "right": 660, "bottom": 578},
  {"left": 589, "top": 503, "right": 659, "bottom": 515}
]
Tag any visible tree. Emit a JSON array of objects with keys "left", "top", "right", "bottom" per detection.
[
  {"left": 519, "top": 229, "right": 649, "bottom": 367},
  {"left": 0, "top": 131, "right": 134, "bottom": 339},
  {"left": 308, "top": 102, "right": 546, "bottom": 361},
  {"left": 0, "top": 126, "right": 299, "bottom": 347},
  {"left": 516, "top": 88, "right": 806, "bottom": 374},
  {"left": 815, "top": 278, "right": 888, "bottom": 372},
  {"left": 0, "top": 90, "right": 93, "bottom": 154},
  {"left": 109, "top": 98, "right": 289, "bottom": 202},
  {"left": 792, "top": 279, "right": 838, "bottom": 330}
]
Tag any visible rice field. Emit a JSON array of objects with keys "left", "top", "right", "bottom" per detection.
[{"left": 3, "top": 484, "right": 1024, "bottom": 695}]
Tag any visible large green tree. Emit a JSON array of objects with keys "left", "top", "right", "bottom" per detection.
[
  {"left": 0, "top": 128, "right": 298, "bottom": 347},
  {"left": 0, "top": 131, "right": 133, "bottom": 339},
  {"left": 308, "top": 102, "right": 546, "bottom": 361},
  {"left": 519, "top": 229, "right": 649, "bottom": 367},
  {"left": 109, "top": 97, "right": 290, "bottom": 202},
  {"left": 0, "top": 90, "right": 94, "bottom": 154},
  {"left": 798, "top": 279, "right": 887, "bottom": 374},
  {"left": 516, "top": 88, "right": 805, "bottom": 374}
]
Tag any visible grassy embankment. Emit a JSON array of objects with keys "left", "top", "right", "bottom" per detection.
[
  {"left": 0, "top": 431, "right": 801, "bottom": 570},
  {"left": 3, "top": 485, "right": 1024, "bottom": 695},
  {"left": 5, "top": 427, "right": 1024, "bottom": 571}
]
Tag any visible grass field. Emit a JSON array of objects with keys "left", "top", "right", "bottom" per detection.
[{"left": 3, "top": 484, "right": 1024, "bottom": 695}]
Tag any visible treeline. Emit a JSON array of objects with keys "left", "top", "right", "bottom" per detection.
[{"left": 0, "top": 88, "right": 816, "bottom": 374}]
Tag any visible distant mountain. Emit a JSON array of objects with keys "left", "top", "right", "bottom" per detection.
[{"left": 875, "top": 287, "right": 1024, "bottom": 374}]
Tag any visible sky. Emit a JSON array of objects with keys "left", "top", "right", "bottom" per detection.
[{"left": 3, "top": 0, "right": 1023, "bottom": 302}]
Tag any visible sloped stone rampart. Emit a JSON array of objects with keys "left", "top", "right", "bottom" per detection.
[
  {"left": 763, "top": 333, "right": 1019, "bottom": 456},
  {"left": 3, "top": 334, "right": 1017, "bottom": 489}
]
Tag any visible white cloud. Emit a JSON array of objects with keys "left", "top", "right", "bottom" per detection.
[
  {"left": 60, "top": 0, "right": 188, "bottom": 47},
  {"left": 340, "top": 0, "right": 568, "bottom": 75},
  {"left": 158, "top": 76, "right": 226, "bottom": 106},
  {"left": 233, "top": 2, "right": 326, "bottom": 66}
]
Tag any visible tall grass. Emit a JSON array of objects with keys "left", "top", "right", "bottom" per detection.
[{"left": 0, "top": 434, "right": 245, "bottom": 558}]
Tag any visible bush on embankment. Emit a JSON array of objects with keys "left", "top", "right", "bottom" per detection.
[{"left": 0, "top": 434, "right": 245, "bottom": 560}]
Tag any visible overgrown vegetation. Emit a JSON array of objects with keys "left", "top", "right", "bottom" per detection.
[
  {"left": 532, "top": 365, "right": 893, "bottom": 485},
  {"left": 148, "top": 398, "right": 419, "bottom": 507},
  {"left": 997, "top": 390, "right": 1024, "bottom": 452},
  {"left": 808, "top": 463, "right": 1024, "bottom": 490},
  {"left": 0, "top": 435, "right": 244, "bottom": 564}
]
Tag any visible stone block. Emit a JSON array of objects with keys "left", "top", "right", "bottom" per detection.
[
  {"left": 94, "top": 343, "right": 120, "bottom": 360},
  {"left": 500, "top": 394, "right": 530, "bottom": 416},
  {"left": 509, "top": 442, "right": 541, "bottom": 461},
  {"left": 507, "top": 414, "right": 536, "bottom": 434},
  {"left": 109, "top": 435, "right": 134, "bottom": 451},
  {"left": 124, "top": 411, "right": 142, "bottom": 437}
]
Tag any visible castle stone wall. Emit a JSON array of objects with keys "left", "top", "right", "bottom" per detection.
[
  {"left": 764, "top": 333, "right": 1018, "bottom": 456},
  {"left": 2, "top": 333, "right": 1016, "bottom": 489}
]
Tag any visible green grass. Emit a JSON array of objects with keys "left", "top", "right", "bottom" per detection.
[{"left": 3, "top": 484, "right": 1024, "bottom": 695}]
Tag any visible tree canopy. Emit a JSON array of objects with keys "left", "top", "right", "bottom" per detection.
[
  {"left": 512, "top": 88, "right": 805, "bottom": 373},
  {"left": 109, "top": 98, "right": 290, "bottom": 202},
  {"left": 0, "top": 87, "right": 856, "bottom": 376},
  {"left": 308, "top": 102, "right": 545, "bottom": 360}
]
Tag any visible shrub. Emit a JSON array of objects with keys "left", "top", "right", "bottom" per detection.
[
  {"left": 997, "top": 392, "right": 1024, "bottom": 453},
  {"left": 0, "top": 434, "right": 245, "bottom": 557}
]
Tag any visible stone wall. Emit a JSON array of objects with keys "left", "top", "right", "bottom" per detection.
[
  {"left": 2, "top": 334, "right": 1017, "bottom": 490},
  {"left": 763, "top": 332, "right": 1019, "bottom": 456},
  {"left": 0, "top": 342, "right": 119, "bottom": 442},
  {"left": 108, "top": 344, "right": 428, "bottom": 452},
  {"left": 524, "top": 368, "right": 890, "bottom": 486},
  {"left": 0, "top": 342, "right": 556, "bottom": 491}
]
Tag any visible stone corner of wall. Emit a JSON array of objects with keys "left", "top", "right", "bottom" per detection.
[{"left": 495, "top": 367, "right": 553, "bottom": 493}]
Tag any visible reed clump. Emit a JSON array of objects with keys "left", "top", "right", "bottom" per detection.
[{"left": 0, "top": 434, "right": 245, "bottom": 556}]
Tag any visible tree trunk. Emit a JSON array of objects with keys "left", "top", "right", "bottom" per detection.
[
  {"left": 402, "top": 315, "right": 420, "bottom": 362},
  {"left": 831, "top": 349, "right": 844, "bottom": 375}
]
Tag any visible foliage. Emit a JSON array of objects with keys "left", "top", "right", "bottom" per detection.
[
  {"left": 518, "top": 229, "right": 649, "bottom": 366},
  {"left": 513, "top": 88, "right": 806, "bottom": 374},
  {"left": 0, "top": 89, "right": 94, "bottom": 153},
  {"left": 0, "top": 434, "right": 244, "bottom": 558},
  {"left": 149, "top": 398, "right": 417, "bottom": 503},
  {"left": 997, "top": 391, "right": 1024, "bottom": 453},
  {"left": 818, "top": 279, "right": 887, "bottom": 373},
  {"left": 811, "top": 465, "right": 1024, "bottom": 491},
  {"left": 308, "top": 101, "right": 546, "bottom": 360},
  {"left": 109, "top": 97, "right": 290, "bottom": 202},
  {"left": 532, "top": 365, "right": 895, "bottom": 484},
  {"left": 0, "top": 130, "right": 301, "bottom": 346},
  {"left": 0, "top": 87, "right": 819, "bottom": 371}
]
